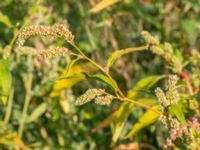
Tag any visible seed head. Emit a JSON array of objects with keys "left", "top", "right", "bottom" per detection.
[
  {"left": 155, "top": 88, "right": 170, "bottom": 109},
  {"left": 17, "top": 23, "right": 74, "bottom": 46},
  {"left": 16, "top": 46, "right": 38, "bottom": 55},
  {"left": 151, "top": 46, "right": 164, "bottom": 56},
  {"left": 16, "top": 46, "right": 72, "bottom": 58},
  {"left": 141, "top": 31, "right": 160, "bottom": 45},
  {"left": 39, "top": 47, "right": 71, "bottom": 58},
  {"left": 75, "top": 89, "right": 105, "bottom": 106},
  {"left": 94, "top": 95, "right": 113, "bottom": 106}
]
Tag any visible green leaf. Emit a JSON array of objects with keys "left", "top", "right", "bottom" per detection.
[
  {"left": 127, "top": 75, "right": 165, "bottom": 98},
  {"left": 0, "top": 13, "right": 13, "bottom": 27},
  {"left": 107, "top": 47, "right": 146, "bottom": 68},
  {"left": 25, "top": 102, "right": 47, "bottom": 123},
  {"left": 126, "top": 105, "right": 160, "bottom": 138},
  {"left": 0, "top": 59, "right": 12, "bottom": 104},
  {"left": 169, "top": 104, "right": 186, "bottom": 125},
  {"left": 110, "top": 75, "right": 164, "bottom": 146},
  {"left": 50, "top": 62, "right": 98, "bottom": 97},
  {"left": 89, "top": 0, "right": 120, "bottom": 13},
  {"left": 83, "top": 73, "right": 118, "bottom": 92}
]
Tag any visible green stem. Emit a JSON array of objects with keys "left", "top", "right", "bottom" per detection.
[
  {"left": 71, "top": 43, "right": 125, "bottom": 97},
  {"left": 122, "top": 97, "right": 161, "bottom": 114},
  {"left": 18, "top": 57, "right": 33, "bottom": 137},
  {"left": 71, "top": 43, "right": 158, "bottom": 113},
  {"left": 3, "top": 87, "right": 14, "bottom": 124}
]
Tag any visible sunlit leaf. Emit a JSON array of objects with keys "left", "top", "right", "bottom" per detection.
[
  {"left": 169, "top": 104, "right": 186, "bottom": 125},
  {"left": 82, "top": 73, "right": 118, "bottom": 92},
  {"left": 59, "top": 92, "right": 71, "bottom": 114},
  {"left": 126, "top": 105, "right": 160, "bottom": 138},
  {"left": 127, "top": 75, "right": 165, "bottom": 98},
  {"left": 111, "top": 75, "right": 164, "bottom": 146},
  {"left": 0, "top": 59, "right": 12, "bottom": 104},
  {"left": 0, "top": 133, "right": 31, "bottom": 150},
  {"left": 25, "top": 102, "right": 47, "bottom": 123},
  {"left": 0, "top": 12, "right": 13, "bottom": 27},
  {"left": 107, "top": 47, "right": 147, "bottom": 68},
  {"left": 50, "top": 61, "right": 98, "bottom": 97},
  {"left": 89, "top": 0, "right": 120, "bottom": 13}
]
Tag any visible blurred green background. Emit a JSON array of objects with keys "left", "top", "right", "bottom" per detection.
[{"left": 0, "top": 0, "right": 200, "bottom": 149}]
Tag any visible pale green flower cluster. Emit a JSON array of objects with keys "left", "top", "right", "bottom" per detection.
[
  {"left": 17, "top": 23, "right": 74, "bottom": 47},
  {"left": 155, "top": 75, "right": 179, "bottom": 111},
  {"left": 75, "top": 89, "right": 113, "bottom": 106},
  {"left": 141, "top": 31, "right": 183, "bottom": 73},
  {"left": 16, "top": 46, "right": 71, "bottom": 58}
]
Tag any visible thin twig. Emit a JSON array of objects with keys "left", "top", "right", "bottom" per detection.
[
  {"left": 118, "top": 97, "right": 161, "bottom": 114},
  {"left": 18, "top": 56, "right": 33, "bottom": 137},
  {"left": 3, "top": 87, "right": 14, "bottom": 124}
]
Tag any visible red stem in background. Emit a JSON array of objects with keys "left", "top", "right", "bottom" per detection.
[{"left": 179, "top": 71, "right": 194, "bottom": 95}]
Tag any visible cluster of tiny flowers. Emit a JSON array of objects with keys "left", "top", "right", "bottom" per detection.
[
  {"left": 16, "top": 46, "right": 38, "bottom": 55},
  {"left": 17, "top": 23, "right": 74, "bottom": 47},
  {"left": 94, "top": 95, "right": 113, "bottom": 106},
  {"left": 163, "top": 116, "right": 200, "bottom": 149},
  {"left": 141, "top": 31, "right": 183, "bottom": 73},
  {"left": 75, "top": 89, "right": 114, "bottom": 106},
  {"left": 141, "top": 31, "right": 160, "bottom": 45},
  {"left": 75, "top": 89, "right": 105, "bottom": 106},
  {"left": 166, "top": 75, "right": 180, "bottom": 104},
  {"left": 155, "top": 75, "right": 179, "bottom": 111},
  {"left": 17, "top": 46, "right": 71, "bottom": 58},
  {"left": 39, "top": 47, "right": 71, "bottom": 58}
]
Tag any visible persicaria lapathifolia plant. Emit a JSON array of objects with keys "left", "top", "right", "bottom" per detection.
[{"left": 16, "top": 24, "right": 200, "bottom": 149}]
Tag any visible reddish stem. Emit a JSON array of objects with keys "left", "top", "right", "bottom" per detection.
[{"left": 179, "top": 71, "right": 194, "bottom": 95}]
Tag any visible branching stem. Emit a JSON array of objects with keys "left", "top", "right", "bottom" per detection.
[{"left": 71, "top": 43, "right": 160, "bottom": 113}]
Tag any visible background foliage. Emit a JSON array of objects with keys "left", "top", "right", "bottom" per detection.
[{"left": 0, "top": 0, "right": 200, "bottom": 149}]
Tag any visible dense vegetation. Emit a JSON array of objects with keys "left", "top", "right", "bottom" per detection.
[{"left": 0, "top": 0, "right": 200, "bottom": 149}]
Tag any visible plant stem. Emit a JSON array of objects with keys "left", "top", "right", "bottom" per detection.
[
  {"left": 3, "top": 87, "right": 14, "bottom": 124},
  {"left": 71, "top": 43, "right": 160, "bottom": 113},
  {"left": 179, "top": 71, "right": 194, "bottom": 95},
  {"left": 122, "top": 97, "right": 161, "bottom": 114},
  {"left": 18, "top": 57, "right": 33, "bottom": 137},
  {"left": 71, "top": 43, "right": 125, "bottom": 97}
]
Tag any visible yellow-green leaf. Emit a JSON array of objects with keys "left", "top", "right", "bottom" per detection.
[
  {"left": 50, "top": 61, "right": 98, "bottom": 97},
  {"left": 127, "top": 75, "right": 165, "bottom": 98},
  {"left": 126, "top": 105, "right": 160, "bottom": 138},
  {"left": 0, "top": 12, "right": 13, "bottom": 27},
  {"left": 110, "top": 75, "right": 164, "bottom": 146},
  {"left": 107, "top": 46, "right": 147, "bottom": 68},
  {"left": 25, "top": 102, "right": 47, "bottom": 123},
  {"left": 89, "top": 0, "right": 120, "bottom": 13},
  {"left": 0, "top": 59, "right": 12, "bottom": 104},
  {"left": 82, "top": 73, "right": 118, "bottom": 92},
  {"left": 169, "top": 104, "right": 186, "bottom": 125}
]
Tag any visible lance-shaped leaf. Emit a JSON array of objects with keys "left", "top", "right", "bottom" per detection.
[
  {"left": 50, "top": 61, "right": 98, "bottom": 97},
  {"left": 25, "top": 102, "right": 47, "bottom": 123},
  {"left": 169, "top": 104, "right": 186, "bottom": 125},
  {"left": 93, "top": 75, "right": 164, "bottom": 146},
  {"left": 82, "top": 73, "right": 118, "bottom": 93},
  {"left": 125, "top": 105, "right": 160, "bottom": 138},
  {"left": 111, "top": 75, "right": 164, "bottom": 146},
  {"left": 0, "top": 59, "right": 12, "bottom": 104},
  {"left": 89, "top": 0, "right": 120, "bottom": 13},
  {"left": 0, "top": 12, "right": 13, "bottom": 27},
  {"left": 107, "top": 46, "right": 147, "bottom": 68}
]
